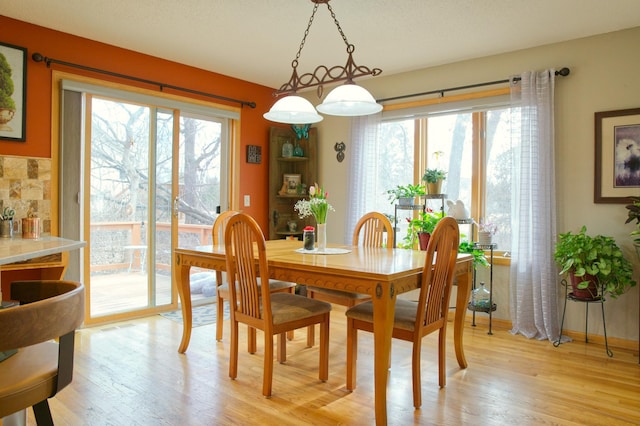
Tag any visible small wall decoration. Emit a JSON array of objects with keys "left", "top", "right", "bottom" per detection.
[
  {"left": 246, "top": 145, "right": 262, "bottom": 164},
  {"left": 334, "top": 141, "right": 346, "bottom": 162},
  {"left": 594, "top": 107, "right": 640, "bottom": 203},
  {"left": 0, "top": 42, "right": 27, "bottom": 142}
]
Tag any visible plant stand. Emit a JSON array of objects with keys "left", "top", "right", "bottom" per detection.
[
  {"left": 468, "top": 242, "right": 497, "bottom": 334},
  {"left": 553, "top": 279, "right": 612, "bottom": 357}
]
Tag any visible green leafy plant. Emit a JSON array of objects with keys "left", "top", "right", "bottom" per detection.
[
  {"left": 399, "top": 210, "right": 443, "bottom": 248},
  {"left": 458, "top": 241, "right": 489, "bottom": 269},
  {"left": 1, "top": 206, "right": 15, "bottom": 221},
  {"left": 553, "top": 226, "right": 636, "bottom": 298},
  {"left": 422, "top": 168, "right": 447, "bottom": 183},
  {"left": 385, "top": 184, "right": 426, "bottom": 204},
  {"left": 624, "top": 196, "right": 640, "bottom": 245}
]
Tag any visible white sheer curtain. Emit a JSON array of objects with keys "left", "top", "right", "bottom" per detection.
[
  {"left": 509, "top": 69, "right": 560, "bottom": 341},
  {"left": 344, "top": 113, "right": 382, "bottom": 244}
]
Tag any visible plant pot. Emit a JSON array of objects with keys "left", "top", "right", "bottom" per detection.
[
  {"left": 417, "top": 232, "right": 430, "bottom": 251},
  {"left": 398, "top": 197, "right": 414, "bottom": 206},
  {"left": 0, "top": 220, "right": 13, "bottom": 238},
  {"left": 478, "top": 231, "right": 492, "bottom": 245},
  {"left": 569, "top": 272, "right": 599, "bottom": 300},
  {"left": 426, "top": 180, "right": 443, "bottom": 195}
]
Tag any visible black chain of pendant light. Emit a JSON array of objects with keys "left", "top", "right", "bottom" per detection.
[{"left": 274, "top": 0, "right": 382, "bottom": 98}]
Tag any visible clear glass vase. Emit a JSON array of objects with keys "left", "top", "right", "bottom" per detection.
[{"left": 317, "top": 223, "right": 326, "bottom": 252}]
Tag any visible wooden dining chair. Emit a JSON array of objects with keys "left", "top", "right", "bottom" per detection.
[
  {"left": 0, "top": 280, "right": 85, "bottom": 424},
  {"left": 306, "top": 212, "right": 393, "bottom": 345},
  {"left": 224, "top": 213, "right": 331, "bottom": 397},
  {"left": 345, "top": 216, "right": 459, "bottom": 408},
  {"left": 212, "top": 210, "right": 296, "bottom": 345}
]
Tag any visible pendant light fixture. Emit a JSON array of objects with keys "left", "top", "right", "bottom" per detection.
[{"left": 263, "top": 0, "right": 382, "bottom": 124}]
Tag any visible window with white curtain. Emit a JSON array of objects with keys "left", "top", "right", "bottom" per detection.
[{"left": 375, "top": 106, "right": 513, "bottom": 252}]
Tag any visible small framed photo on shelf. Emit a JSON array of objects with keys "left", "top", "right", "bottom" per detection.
[{"left": 283, "top": 174, "right": 301, "bottom": 195}]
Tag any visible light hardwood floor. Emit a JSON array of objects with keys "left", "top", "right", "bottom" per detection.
[{"left": 26, "top": 307, "right": 640, "bottom": 426}]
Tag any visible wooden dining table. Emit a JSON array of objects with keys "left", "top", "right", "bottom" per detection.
[{"left": 174, "top": 239, "right": 473, "bottom": 426}]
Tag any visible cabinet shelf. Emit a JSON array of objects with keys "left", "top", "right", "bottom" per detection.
[
  {"left": 276, "top": 194, "right": 307, "bottom": 199},
  {"left": 278, "top": 157, "right": 308, "bottom": 162},
  {"left": 269, "top": 127, "right": 317, "bottom": 240}
]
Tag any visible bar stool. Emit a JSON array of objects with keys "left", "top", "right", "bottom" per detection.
[{"left": 554, "top": 279, "right": 612, "bottom": 357}]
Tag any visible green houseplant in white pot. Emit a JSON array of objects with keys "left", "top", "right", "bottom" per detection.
[
  {"left": 386, "top": 184, "right": 426, "bottom": 206},
  {"left": 553, "top": 226, "right": 636, "bottom": 299}
]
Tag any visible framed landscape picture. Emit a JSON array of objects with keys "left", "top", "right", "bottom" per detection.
[
  {"left": 594, "top": 107, "right": 640, "bottom": 203},
  {"left": 0, "top": 42, "right": 27, "bottom": 142}
]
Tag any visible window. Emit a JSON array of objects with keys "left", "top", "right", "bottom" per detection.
[{"left": 376, "top": 106, "right": 512, "bottom": 252}]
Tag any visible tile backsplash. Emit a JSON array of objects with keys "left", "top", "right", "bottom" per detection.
[{"left": 0, "top": 155, "right": 51, "bottom": 235}]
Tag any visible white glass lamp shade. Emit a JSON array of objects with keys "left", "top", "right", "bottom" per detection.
[
  {"left": 263, "top": 95, "right": 323, "bottom": 124},
  {"left": 316, "top": 84, "right": 383, "bottom": 116}
]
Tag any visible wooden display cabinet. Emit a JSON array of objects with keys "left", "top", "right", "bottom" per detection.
[{"left": 268, "top": 126, "right": 317, "bottom": 240}]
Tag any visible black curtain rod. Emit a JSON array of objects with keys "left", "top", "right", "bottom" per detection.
[
  {"left": 31, "top": 53, "right": 257, "bottom": 109},
  {"left": 376, "top": 67, "right": 570, "bottom": 103}
]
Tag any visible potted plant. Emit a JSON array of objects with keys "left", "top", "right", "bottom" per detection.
[
  {"left": 0, "top": 206, "right": 15, "bottom": 238},
  {"left": 458, "top": 241, "right": 490, "bottom": 269},
  {"left": 422, "top": 168, "right": 447, "bottom": 194},
  {"left": 624, "top": 196, "right": 640, "bottom": 257},
  {"left": 553, "top": 226, "right": 636, "bottom": 299},
  {"left": 386, "top": 184, "right": 426, "bottom": 206},
  {"left": 399, "top": 209, "right": 444, "bottom": 249}
]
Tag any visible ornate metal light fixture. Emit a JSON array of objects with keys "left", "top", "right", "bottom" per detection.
[{"left": 263, "top": 0, "right": 383, "bottom": 124}]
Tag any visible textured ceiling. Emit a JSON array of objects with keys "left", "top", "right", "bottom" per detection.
[{"left": 2, "top": 0, "right": 640, "bottom": 89}]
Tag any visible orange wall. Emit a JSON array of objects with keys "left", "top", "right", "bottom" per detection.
[{"left": 0, "top": 15, "right": 285, "bottom": 231}]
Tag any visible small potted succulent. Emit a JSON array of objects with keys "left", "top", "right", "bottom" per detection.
[
  {"left": 422, "top": 168, "right": 447, "bottom": 194},
  {"left": 0, "top": 206, "right": 15, "bottom": 238},
  {"left": 386, "top": 184, "right": 426, "bottom": 206}
]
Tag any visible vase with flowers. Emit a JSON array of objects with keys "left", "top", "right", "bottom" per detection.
[
  {"left": 475, "top": 220, "right": 497, "bottom": 246},
  {"left": 294, "top": 183, "right": 334, "bottom": 252}
]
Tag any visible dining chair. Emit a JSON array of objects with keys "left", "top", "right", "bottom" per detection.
[
  {"left": 0, "top": 280, "right": 85, "bottom": 424},
  {"left": 345, "top": 216, "right": 459, "bottom": 408},
  {"left": 224, "top": 213, "right": 331, "bottom": 397},
  {"left": 212, "top": 210, "right": 296, "bottom": 346},
  {"left": 306, "top": 211, "right": 393, "bottom": 345}
]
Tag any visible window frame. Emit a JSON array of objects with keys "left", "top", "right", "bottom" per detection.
[{"left": 382, "top": 88, "right": 512, "bottom": 261}]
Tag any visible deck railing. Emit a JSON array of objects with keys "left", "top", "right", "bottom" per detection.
[{"left": 89, "top": 222, "right": 211, "bottom": 273}]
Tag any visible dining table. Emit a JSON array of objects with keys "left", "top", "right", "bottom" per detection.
[{"left": 174, "top": 239, "right": 473, "bottom": 426}]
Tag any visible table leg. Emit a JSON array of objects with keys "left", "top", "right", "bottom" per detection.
[
  {"left": 454, "top": 267, "right": 472, "bottom": 368},
  {"left": 371, "top": 282, "right": 396, "bottom": 426},
  {"left": 176, "top": 255, "right": 193, "bottom": 353}
]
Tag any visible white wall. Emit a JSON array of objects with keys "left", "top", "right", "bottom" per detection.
[{"left": 310, "top": 27, "right": 640, "bottom": 343}]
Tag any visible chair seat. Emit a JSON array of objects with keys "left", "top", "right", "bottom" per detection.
[
  {"left": 307, "top": 286, "right": 370, "bottom": 300},
  {"left": 0, "top": 342, "right": 58, "bottom": 418},
  {"left": 346, "top": 298, "right": 419, "bottom": 332},
  {"left": 218, "top": 278, "right": 296, "bottom": 297},
  {"left": 269, "top": 293, "right": 331, "bottom": 325}
]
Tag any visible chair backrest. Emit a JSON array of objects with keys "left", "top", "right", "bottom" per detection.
[
  {"left": 352, "top": 212, "right": 394, "bottom": 248},
  {"left": 414, "top": 216, "right": 459, "bottom": 332},
  {"left": 212, "top": 210, "right": 239, "bottom": 245},
  {"left": 224, "top": 213, "right": 273, "bottom": 327},
  {"left": 0, "top": 280, "right": 85, "bottom": 351}
]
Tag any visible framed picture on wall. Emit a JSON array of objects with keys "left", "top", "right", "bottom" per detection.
[
  {"left": 594, "top": 107, "right": 640, "bottom": 203},
  {"left": 0, "top": 42, "right": 27, "bottom": 142}
]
